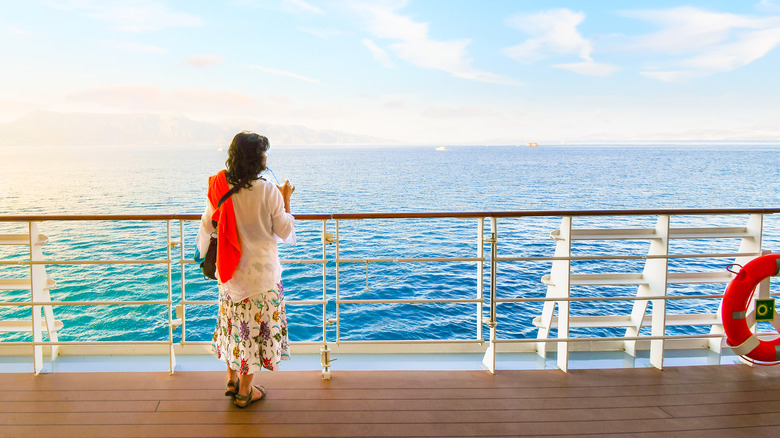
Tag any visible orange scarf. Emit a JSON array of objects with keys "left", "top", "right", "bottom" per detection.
[{"left": 207, "top": 170, "right": 241, "bottom": 283}]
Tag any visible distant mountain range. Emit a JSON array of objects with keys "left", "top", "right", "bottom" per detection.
[{"left": 0, "top": 110, "right": 393, "bottom": 147}]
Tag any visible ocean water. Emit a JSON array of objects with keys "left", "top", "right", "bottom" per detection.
[{"left": 1, "top": 143, "right": 779, "bottom": 344}]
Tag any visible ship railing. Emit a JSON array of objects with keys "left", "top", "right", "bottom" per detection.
[{"left": 0, "top": 208, "right": 778, "bottom": 376}]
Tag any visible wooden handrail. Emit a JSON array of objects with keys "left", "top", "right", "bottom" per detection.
[{"left": 0, "top": 207, "right": 778, "bottom": 222}]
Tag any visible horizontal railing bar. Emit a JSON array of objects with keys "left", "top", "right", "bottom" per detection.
[
  {"left": 8, "top": 289, "right": 777, "bottom": 307},
  {"left": 336, "top": 257, "right": 484, "bottom": 264},
  {"left": 494, "top": 292, "right": 780, "bottom": 304},
  {"left": 179, "top": 340, "right": 337, "bottom": 346},
  {"left": 0, "top": 260, "right": 169, "bottom": 266},
  {"left": 4, "top": 292, "right": 765, "bottom": 308},
  {"left": 180, "top": 300, "right": 326, "bottom": 306},
  {"left": 0, "top": 333, "right": 741, "bottom": 347},
  {"left": 494, "top": 295, "right": 725, "bottom": 304},
  {"left": 0, "top": 341, "right": 171, "bottom": 347},
  {"left": 1, "top": 259, "right": 324, "bottom": 266},
  {"left": 336, "top": 298, "right": 483, "bottom": 304},
  {"left": 321, "top": 339, "right": 485, "bottom": 345},
  {"left": 179, "top": 259, "right": 328, "bottom": 265},
  {"left": 182, "top": 299, "right": 479, "bottom": 305},
  {"left": 171, "top": 335, "right": 736, "bottom": 347},
  {"left": 264, "top": 333, "right": 734, "bottom": 345},
  {"left": 496, "top": 252, "right": 761, "bottom": 262},
  {"left": 493, "top": 333, "right": 726, "bottom": 343},
  {"left": 177, "top": 259, "right": 331, "bottom": 265},
  {"left": 332, "top": 208, "right": 780, "bottom": 219},
  {"left": 182, "top": 293, "right": 745, "bottom": 307},
  {"left": 2, "top": 299, "right": 329, "bottom": 307},
  {"left": 315, "top": 208, "right": 780, "bottom": 220},
  {"left": 280, "top": 259, "right": 328, "bottom": 265},
  {"left": 1, "top": 207, "right": 778, "bottom": 222},
  {"left": 0, "top": 252, "right": 756, "bottom": 266},
  {"left": 0, "top": 300, "right": 171, "bottom": 307},
  {"left": 0, "top": 298, "right": 482, "bottom": 307},
  {"left": 187, "top": 257, "right": 480, "bottom": 265},
  {"left": 179, "top": 339, "right": 486, "bottom": 345}
]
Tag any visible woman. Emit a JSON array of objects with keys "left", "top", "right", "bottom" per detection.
[{"left": 196, "top": 132, "right": 295, "bottom": 408}]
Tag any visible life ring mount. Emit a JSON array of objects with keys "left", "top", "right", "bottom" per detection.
[{"left": 722, "top": 254, "right": 780, "bottom": 363}]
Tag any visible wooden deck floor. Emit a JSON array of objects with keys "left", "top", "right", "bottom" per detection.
[{"left": 2, "top": 364, "right": 780, "bottom": 437}]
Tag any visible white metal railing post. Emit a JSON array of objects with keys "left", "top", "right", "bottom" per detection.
[
  {"left": 648, "top": 215, "right": 670, "bottom": 370},
  {"left": 166, "top": 220, "right": 176, "bottom": 374},
  {"left": 622, "top": 215, "right": 669, "bottom": 367},
  {"left": 29, "top": 221, "right": 43, "bottom": 374},
  {"left": 320, "top": 219, "right": 333, "bottom": 380},
  {"left": 481, "top": 217, "right": 498, "bottom": 374},
  {"left": 738, "top": 214, "right": 765, "bottom": 267},
  {"left": 555, "top": 217, "right": 573, "bottom": 372},
  {"left": 177, "top": 219, "right": 185, "bottom": 342},
  {"left": 335, "top": 219, "right": 341, "bottom": 342},
  {"left": 27, "top": 220, "right": 59, "bottom": 373},
  {"left": 476, "top": 217, "right": 484, "bottom": 341},
  {"left": 536, "top": 217, "right": 572, "bottom": 369}
]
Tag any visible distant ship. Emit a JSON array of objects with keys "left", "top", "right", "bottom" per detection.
[
  {"left": 435, "top": 146, "right": 447, "bottom": 151},
  {"left": 527, "top": 142, "right": 538, "bottom": 147}
]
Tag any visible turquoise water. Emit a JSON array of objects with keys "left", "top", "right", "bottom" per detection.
[{"left": 1, "top": 143, "right": 779, "bottom": 343}]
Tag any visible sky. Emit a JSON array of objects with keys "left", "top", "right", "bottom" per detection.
[{"left": 2, "top": 0, "right": 780, "bottom": 144}]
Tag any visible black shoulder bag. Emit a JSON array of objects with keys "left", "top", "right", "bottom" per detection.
[{"left": 201, "top": 178, "right": 249, "bottom": 280}]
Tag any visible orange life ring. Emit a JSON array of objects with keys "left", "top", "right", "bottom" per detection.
[{"left": 722, "top": 254, "right": 780, "bottom": 362}]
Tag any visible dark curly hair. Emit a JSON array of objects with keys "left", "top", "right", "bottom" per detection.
[{"left": 225, "top": 132, "right": 269, "bottom": 189}]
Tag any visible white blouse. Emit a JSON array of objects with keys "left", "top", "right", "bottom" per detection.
[{"left": 196, "top": 177, "right": 296, "bottom": 301}]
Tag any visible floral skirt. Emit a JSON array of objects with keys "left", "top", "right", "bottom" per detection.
[{"left": 212, "top": 283, "right": 290, "bottom": 374}]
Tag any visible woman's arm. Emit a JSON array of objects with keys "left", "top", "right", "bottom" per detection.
[
  {"left": 270, "top": 181, "right": 296, "bottom": 244},
  {"left": 195, "top": 201, "right": 216, "bottom": 260}
]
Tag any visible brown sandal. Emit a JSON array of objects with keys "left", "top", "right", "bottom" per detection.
[
  {"left": 224, "top": 379, "right": 239, "bottom": 397},
  {"left": 234, "top": 385, "right": 266, "bottom": 408}
]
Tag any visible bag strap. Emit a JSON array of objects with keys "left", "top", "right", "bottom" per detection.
[
  {"left": 211, "top": 177, "right": 251, "bottom": 231},
  {"left": 216, "top": 177, "right": 250, "bottom": 209}
]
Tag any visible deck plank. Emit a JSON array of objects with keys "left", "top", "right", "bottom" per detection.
[{"left": 2, "top": 365, "right": 780, "bottom": 437}]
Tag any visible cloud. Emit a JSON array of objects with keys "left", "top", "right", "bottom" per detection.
[
  {"left": 3, "top": 26, "right": 31, "bottom": 37},
  {"left": 639, "top": 71, "right": 702, "bottom": 82},
  {"left": 350, "top": 1, "right": 518, "bottom": 85},
  {"left": 504, "top": 9, "right": 590, "bottom": 62},
  {"left": 422, "top": 105, "right": 497, "bottom": 118},
  {"left": 621, "top": 7, "right": 757, "bottom": 53},
  {"left": 621, "top": 6, "right": 780, "bottom": 82},
  {"left": 503, "top": 8, "right": 617, "bottom": 76},
  {"left": 362, "top": 39, "right": 396, "bottom": 68},
  {"left": 298, "top": 27, "right": 342, "bottom": 38},
  {"left": 682, "top": 27, "right": 780, "bottom": 71},
  {"left": 66, "top": 85, "right": 256, "bottom": 110},
  {"left": 67, "top": 85, "right": 164, "bottom": 107},
  {"left": 383, "top": 100, "right": 407, "bottom": 109},
  {"left": 48, "top": 0, "right": 202, "bottom": 32},
  {"left": 170, "top": 89, "right": 255, "bottom": 107},
  {"left": 104, "top": 40, "right": 168, "bottom": 54},
  {"left": 553, "top": 60, "right": 619, "bottom": 77},
  {"left": 283, "top": 0, "right": 323, "bottom": 15},
  {"left": 757, "top": 0, "right": 780, "bottom": 13},
  {"left": 249, "top": 65, "right": 319, "bottom": 83},
  {"left": 186, "top": 54, "right": 225, "bottom": 67}
]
